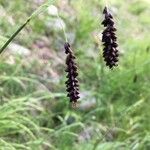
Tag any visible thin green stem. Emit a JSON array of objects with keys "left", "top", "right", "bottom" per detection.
[
  {"left": 0, "top": 19, "right": 30, "bottom": 54},
  {"left": 57, "top": 13, "right": 68, "bottom": 42},
  {"left": 0, "top": 0, "right": 55, "bottom": 55},
  {"left": 104, "top": 0, "right": 108, "bottom": 7}
]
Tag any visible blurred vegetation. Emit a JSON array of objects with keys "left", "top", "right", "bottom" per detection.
[{"left": 0, "top": 0, "right": 150, "bottom": 149}]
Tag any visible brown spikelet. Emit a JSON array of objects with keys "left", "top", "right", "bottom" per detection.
[
  {"left": 64, "top": 42, "right": 80, "bottom": 105},
  {"left": 101, "top": 7, "right": 119, "bottom": 69}
]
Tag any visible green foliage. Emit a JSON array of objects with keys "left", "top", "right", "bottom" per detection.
[
  {"left": 0, "top": 0, "right": 150, "bottom": 150},
  {"left": 128, "top": 0, "right": 148, "bottom": 15}
]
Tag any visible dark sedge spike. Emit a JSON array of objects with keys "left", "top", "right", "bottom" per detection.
[
  {"left": 101, "top": 6, "right": 119, "bottom": 69},
  {"left": 64, "top": 42, "right": 80, "bottom": 106}
]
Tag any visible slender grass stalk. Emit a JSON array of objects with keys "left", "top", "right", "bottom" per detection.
[
  {"left": 0, "top": 19, "right": 30, "bottom": 54},
  {"left": 0, "top": 0, "right": 55, "bottom": 55},
  {"left": 57, "top": 13, "right": 68, "bottom": 42}
]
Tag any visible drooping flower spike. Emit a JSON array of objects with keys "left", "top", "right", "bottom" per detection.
[
  {"left": 64, "top": 42, "right": 80, "bottom": 106},
  {"left": 101, "top": 7, "right": 119, "bottom": 69}
]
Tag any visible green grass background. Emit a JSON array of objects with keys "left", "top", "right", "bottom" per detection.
[{"left": 0, "top": 0, "right": 150, "bottom": 149}]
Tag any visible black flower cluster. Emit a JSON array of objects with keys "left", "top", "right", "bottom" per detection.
[
  {"left": 101, "top": 7, "right": 119, "bottom": 69},
  {"left": 64, "top": 42, "right": 80, "bottom": 105}
]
